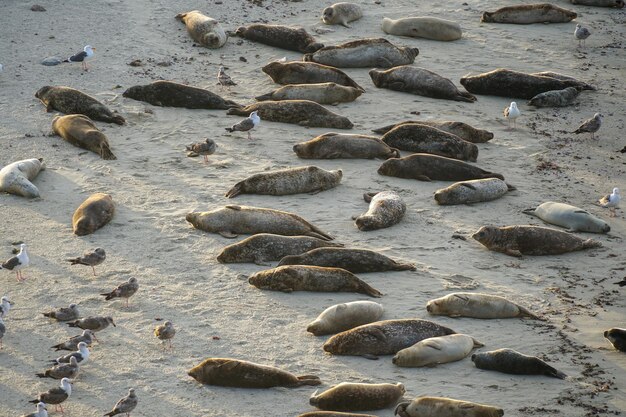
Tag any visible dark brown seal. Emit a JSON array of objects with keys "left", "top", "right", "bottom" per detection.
[
  {"left": 604, "top": 328, "right": 626, "bottom": 351},
  {"left": 355, "top": 191, "right": 406, "bottom": 231},
  {"left": 372, "top": 121, "right": 494, "bottom": 143},
  {"left": 262, "top": 61, "right": 364, "bottom": 91},
  {"left": 123, "top": 81, "right": 239, "bottom": 109},
  {"left": 471, "top": 349, "right": 566, "bottom": 379},
  {"left": 52, "top": 115, "right": 116, "bottom": 160},
  {"left": 294, "top": 133, "right": 400, "bottom": 160},
  {"left": 481, "top": 4, "right": 577, "bottom": 24},
  {"left": 36, "top": 86, "right": 125, "bottom": 125},
  {"left": 571, "top": 0, "right": 624, "bottom": 7},
  {"left": 278, "top": 248, "right": 416, "bottom": 273},
  {"left": 378, "top": 154, "right": 504, "bottom": 182},
  {"left": 187, "top": 358, "right": 321, "bottom": 388},
  {"left": 310, "top": 382, "right": 405, "bottom": 411},
  {"left": 235, "top": 24, "right": 323, "bottom": 53},
  {"left": 303, "top": 38, "right": 419, "bottom": 68},
  {"left": 72, "top": 193, "right": 115, "bottom": 236}
]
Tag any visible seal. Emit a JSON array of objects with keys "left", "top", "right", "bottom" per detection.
[
  {"left": 528, "top": 87, "right": 579, "bottom": 107},
  {"left": 378, "top": 154, "right": 504, "bottom": 182},
  {"left": 355, "top": 191, "right": 406, "bottom": 231},
  {"left": 434, "top": 178, "right": 514, "bottom": 205},
  {"left": 392, "top": 334, "right": 484, "bottom": 367},
  {"left": 299, "top": 412, "right": 377, "bottom": 417},
  {"left": 278, "top": 248, "right": 416, "bottom": 273},
  {"left": 381, "top": 124, "right": 478, "bottom": 162},
  {"left": 52, "top": 115, "right": 116, "bottom": 160},
  {"left": 382, "top": 17, "right": 462, "bottom": 41},
  {"left": 304, "top": 38, "right": 419, "bottom": 68},
  {"left": 481, "top": 4, "right": 577, "bottom": 24},
  {"left": 225, "top": 166, "right": 342, "bottom": 198},
  {"left": 323, "top": 319, "right": 456, "bottom": 358},
  {"left": 175, "top": 10, "right": 227, "bottom": 48},
  {"left": 187, "top": 358, "right": 321, "bottom": 388},
  {"left": 471, "top": 348, "right": 567, "bottom": 379},
  {"left": 604, "top": 328, "right": 626, "bottom": 352},
  {"left": 372, "top": 120, "right": 494, "bottom": 143},
  {"left": 426, "top": 292, "right": 539, "bottom": 319},
  {"left": 307, "top": 301, "right": 384, "bottom": 336},
  {"left": 217, "top": 234, "right": 343, "bottom": 265},
  {"left": 472, "top": 225, "right": 602, "bottom": 257},
  {"left": 570, "top": 0, "right": 625, "bottom": 7},
  {"left": 322, "top": 3, "right": 363, "bottom": 27},
  {"left": 227, "top": 101, "right": 353, "bottom": 129},
  {"left": 72, "top": 193, "right": 115, "bottom": 236},
  {"left": 395, "top": 397, "right": 504, "bottom": 417},
  {"left": 370, "top": 66, "right": 476, "bottom": 102},
  {"left": 310, "top": 382, "right": 405, "bottom": 412},
  {"left": 123, "top": 81, "right": 239, "bottom": 110},
  {"left": 248, "top": 265, "right": 382, "bottom": 297},
  {"left": 35, "top": 86, "right": 125, "bottom": 125},
  {"left": 0, "top": 158, "right": 45, "bottom": 198},
  {"left": 256, "top": 83, "right": 362, "bottom": 105},
  {"left": 294, "top": 133, "right": 400, "bottom": 160},
  {"left": 186, "top": 205, "right": 333, "bottom": 240},
  {"left": 235, "top": 24, "right": 323, "bottom": 53},
  {"left": 262, "top": 61, "right": 364, "bottom": 91},
  {"left": 523, "top": 202, "right": 610, "bottom": 233}
]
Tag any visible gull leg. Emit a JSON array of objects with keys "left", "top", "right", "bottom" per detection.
[
  {"left": 92, "top": 266, "right": 96, "bottom": 276},
  {"left": 247, "top": 131, "right": 252, "bottom": 140},
  {"left": 204, "top": 155, "right": 208, "bottom": 163}
]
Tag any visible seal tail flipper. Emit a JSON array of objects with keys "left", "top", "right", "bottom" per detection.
[
  {"left": 255, "top": 92, "right": 273, "bottom": 101},
  {"left": 522, "top": 207, "right": 537, "bottom": 216},
  {"left": 111, "top": 115, "right": 125, "bottom": 125},
  {"left": 363, "top": 192, "right": 379, "bottom": 203},
  {"left": 358, "top": 280, "right": 383, "bottom": 298},
  {"left": 506, "top": 183, "right": 517, "bottom": 191},
  {"left": 393, "top": 262, "right": 417, "bottom": 271},
  {"left": 226, "top": 101, "right": 242, "bottom": 109},
  {"left": 583, "top": 239, "right": 602, "bottom": 249},
  {"left": 100, "top": 144, "right": 117, "bottom": 160},
  {"left": 295, "top": 375, "right": 321, "bottom": 386},
  {"left": 455, "top": 91, "right": 477, "bottom": 103},
  {"left": 388, "top": 148, "right": 401, "bottom": 158},
  {"left": 224, "top": 182, "right": 243, "bottom": 198},
  {"left": 517, "top": 305, "right": 540, "bottom": 319},
  {"left": 549, "top": 366, "right": 567, "bottom": 379},
  {"left": 227, "top": 108, "right": 247, "bottom": 116},
  {"left": 307, "top": 225, "right": 333, "bottom": 241}
]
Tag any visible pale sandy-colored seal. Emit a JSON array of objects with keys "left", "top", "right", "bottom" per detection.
[
  {"left": 187, "top": 358, "right": 321, "bottom": 388},
  {"left": 0, "top": 158, "right": 45, "bottom": 198},
  {"left": 471, "top": 348, "right": 567, "bottom": 379},
  {"left": 72, "top": 193, "right": 115, "bottom": 236},
  {"left": 523, "top": 202, "right": 610, "bottom": 233},
  {"left": 392, "top": 334, "right": 484, "bottom": 367},
  {"left": 227, "top": 101, "right": 353, "bottom": 129},
  {"left": 307, "top": 301, "right": 384, "bottom": 336},
  {"left": 225, "top": 166, "right": 342, "bottom": 198},
  {"left": 52, "top": 115, "right": 116, "bottom": 160},
  {"left": 263, "top": 61, "right": 364, "bottom": 91},
  {"left": 235, "top": 24, "right": 323, "bottom": 53},
  {"left": 395, "top": 397, "right": 504, "bottom": 417},
  {"left": 528, "top": 87, "right": 579, "bottom": 107},
  {"left": 123, "top": 81, "right": 239, "bottom": 110},
  {"left": 256, "top": 83, "right": 362, "bottom": 105},
  {"left": 481, "top": 4, "right": 577, "bottom": 24},
  {"left": 570, "top": 0, "right": 624, "bottom": 7},
  {"left": 604, "top": 328, "right": 626, "bottom": 352},
  {"left": 354, "top": 191, "right": 406, "bottom": 231},
  {"left": 186, "top": 205, "right": 333, "bottom": 240},
  {"left": 294, "top": 133, "right": 400, "bottom": 160},
  {"left": 310, "top": 382, "right": 405, "bottom": 411},
  {"left": 322, "top": 3, "right": 363, "bottom": 27},
  {"left": 370, "top": 66, "right": 476, "bottom": 103},
  {"left": 278, "top": 248, "right": 416, "bottom": 273},
  {"left": 378, "top": 154, "right": 504, "bottom": 182},
  {"left": 373, "top": 120, "right": 494, "bottom": 143},
  {"left": 434, "top": 178, "right": 514, "bottom": 205},
  {"left": 382, "top": 17, "right": 462, "bottom": 41},
  {"left": 426, "top": 292, "right": 539, "bottom": 319},
  {"left": 36, "top": 86, "right": 125, "bottom": 125},
  {"left": 175, "top": 10, "right": 227, "bottom": 48},
  {"left": 304, "top": 38, "right": 419, "bottom": 68},
  {"left": 299, "top": 412, "right": 377, "bottom": 417}
]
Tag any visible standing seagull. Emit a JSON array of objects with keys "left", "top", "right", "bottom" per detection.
[
  {"left": 154, "top": 321, "right": 176, "bottom": 350},
  {"left": 101, "top": 277, "right": 139, "bottom": 308},
  {"left": 104, "top": 388, "right": 138, "bottom": 417},
  {"left": 225, "top": 111, "right": 260, "bottom": 139},
  {"left": 67, "top": 248, "right": 106, "bottom": 276},
  {"left": 42, "top": 303, "right": 80, "bottom": 322},
  {"left": 575, "top": 24, "right": 591, "bottom": 47},
  {"left": 21, "top": 402, "right": 48, "bottom": 417},
  {"left": 51, "top": 341, "right": 90, "bottom": 365},
  {"left": 63, "top": 45, "right": 95, "bottom": 71},
  {"left": 574, "top": 113, "right": 603, "bottom": 139},
  {"left": 0, "top": 295, "right": 13, "bottom": 318},
  {"left": 1, "top": 243, "right": 29, "bottom": 281},
  {"left": 599, "top": 187, "right": 620, "bottom": 217},
  {"left": 503, "top": 102, "right": 520, "bottom": 129},
  {"left": 217, "top": 66, "right": 236, "bottom": 89},
  {"left": 29, "top": 377, "right": 71, "bottom": 414},
  {"left": 186, "top": 138, "right": 217, "bottom": 163}
]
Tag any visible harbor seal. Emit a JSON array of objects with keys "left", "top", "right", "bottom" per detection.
[
  {"left": 604, "top": 328, "right": 626, "bottom": 351},
  {"left": 378, "top": 154, "right": 504, "bottom": 182},
  {"left": 481, "top": 4, "right": 577, "bottom": 24},
  {"left": 294, "top": 133, "right": 400, "bottom": 160},
  {"left": 472, "top": 225, "right": 602, "bottom": 257},
  {"left": 395, "top": 397, "right": 504, "bottom": 417},
  {"left": 322, "top": 3, "right": 363, "bottom": 27},
  {"left": 186, "top": 205, "right": 333, "bottom": 240},
  {"left": 307, "top": 301, "right": 384, "bottom": 336},
  {"left": 370, "top": 66, "right": 476, "bottom": 103},
  {"left": 262, "top": 61, "right": 364, "bottom": 91},
  {"left": 304, "top": 38, "right": 419, "bottom": 68},
  {"left": 0, "top": 158, "right": 45, "bottom": 198},
  {"left": 523, "top": 202, "right": 610, "bottom": 233},
  {"left": 323, "top": 319, "right": 456, "bottom": 358},
  {"left": 471, "top": 349, "right": 567, "bottom": 379},
  {"left": 570, "top": 0, "right": 624, "bottom": 7},
  {"left": 123, "top": 81, "right": 240, "bottom": 109},
  {"left": 310, "top": 383, "right": 405, "bottom": 411},
  {"left": 381, "top": 124, "right": 478, "bottom": 162},
  {"left": 227, "top": 101, "right": 353, "bottom": 129},
  {"left": 187, "top": 358, "right": 321, "bottom": 388},
  {"left": 235, "top": 24, "right": 323, "bottom": 53},
  {"left": 373, "top": 121, "right": 494, "bottom": 143},
  {"left": 256, "top": 83, "right": 362, "bottom": 105},
  {"left": 225, "top": 166, "right": 342, "bottom": 198},
  {"left": 528, "top": 87, "right": 579, "bottom": 107},
  {"left": 52, "top": 115, "right": 116, "bottom": 160},
  {"left": 426, "top": 292, "right": 539, "bottom": 319},
  {"left": 392, "top": 334, "right": 484, "bottom": 367},
  {"left": 72, "top": 193, "right": 115, "bottom": 236},
  {"left": 355, "top": 191, "right": 406, "bottom": 231},
  {"left": 278, "top": 248, "right": 416, "bottom": 273},
  {"left": 382, "top": 17, "right": 462, "bottom": 41},
  {"left": 35, "top": 86, "right": 125, "bottom": 125},
  {"left": 434, "top": 178, "right": 514, "bottom": 205},
  {"left": 299, "top": 412, "right": 377, "bottom": 417},
  {"left": 248, "top": 265, "right": 382, "bottom": 297},
  {"left": 175, "top": 10, "right": 227, "bottom": 48}
]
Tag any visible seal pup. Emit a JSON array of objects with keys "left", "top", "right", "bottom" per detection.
[
  {"left": 481, "top": 4, "right": 577, "bottom": 24},
  {"left": 52, "top": 115, "right": 116, "bottom": 160},
  {"left": 63, "top": 45, "right": 95, "bottom": 71},
  {"left": 381, "top": 124, "right": 478, "bottom": 161},
  {"left": 573, "top": 113, "right": 602, "bottom": 139},
  {"left": 67, "top": 316, "right": 115, "bottom": 332},
  {"left": 528, "top": 87, "right": 579, "bottom": 107},
  {"left": 154, "top": 321, "right": 176, "bottom": 350},
  {"left": 310, "top": 382, "right": 405, "bottom": 411},
  {"left": 278, "top": 248, "right": 416, "bottom": 273},
  {"left": 1, "top": 243, "right": 29, "bottom": 281},
  {"left": 372, "top": 121, "right": 494, "bottom": 143},
  {"left": 226, "top": 111, "right": 260, "bottom": 139},
  {"left": 29, "top": 378, "right": 71, "bottom": 413},
  {"left": 186, "top": 138, "right": 217, "bottom": 163},
  {"left": 575, "top": 24, "right": 591, "bottom": 47},
  {"left": 235, "top": 24, "right": 323, "bottom": 53},
  {"left": 101, "top": 277, "right": 138, "bottom": 308},
  {"left": 188, "top": 358, "right": 321, "bottom": 388},
  {"left": 104, "top": 388, "right": 138, "bottom": 417},
  {"left": 570, "top": 0, "right": 625, "bottom": 7},
  {"left": 355, "top": 191, "right": 406, "bottom": 231},
  {"left": 248, "top": 265, "right": 382, "bottom": 297},
  {"left": 426, "top": 292, "right": 539, "bottom": 319},
  {"left": 307, "top": 301, "right": 384, "bottom": 336},
  {"left": 472, "top": 348, "right": 566, "bottom": 379},
  {"left": 175, "top": 10, "right": 227, "bottom": 48},
  {"left": 598, "top": 188, "right": 620, "bottom": 217},
  {"left": 378, "top": 154, "right": 504, "bottom": 182},
  {"left": 37, "top": 356, "right": 80, "bottom": 380},
  {"left": 72, "top": 193, "right": 115, "bottom": 236},
  {"left": 503, "top": 102, "right": 520, "bottom": 129},
  {"left": 225, "top": 166, "right": 342, "bottom": 198},
  {"left": 51, "top": 329, "right": 94, "bottom": 351},
  {"left": 382, "top": 17, "right": 462, "bottom": 41},
  {"left": 42, "top": 304, "right": 80, "bottom": 322},
  {"left": 523, "top": 202, "right": 610, "bottom": 233},
  {"left": 186, "top": 205, "right": 333, "bottom": 240},
  {"left": 322, "top": 3, "right": 363, "bottom": 27},
  {"left": 434, "top": 178, "right": 514, "bottom": 205},
  {"left": 294, "top": 133, "right": 399, "bottom": 160},
  {"left": 256, "top": 83, "right": 362, "bottom": 105},
  {"left": 395, "top": 397, "right": 504, "bottom": 417},
  {"left": 36, "top": 86, "right": 125, "bottom": 125},
  {"left": 123, "top": 81, "right": 240, "bottom": 109},
  {"left": 392, "top": 334, "right": 484, "bottom": 367},
  {"left": 304, "top": 38, "right": 419, "bottom": 68},
  {"left": 604, "top": 328, "right": 626, "bottom": 352},
  {"left": 370, "top": 66, "right": 476, "bottom": 102},
  {"left": 262, "top": 61, "right": 364, "bottom": 91},
  {"left": 0, "top": 158, "right": 45, "bottom": 198},
  {"left": 472, "top": 225, "right": 602, "bottom": 257},
  {"left": 227, "top": 101, "right": 353, "bottom": 129}
]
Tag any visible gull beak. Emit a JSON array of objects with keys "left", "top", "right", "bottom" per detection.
[{"left": 92, "top": 47, "right": 96, "bottom": 51}]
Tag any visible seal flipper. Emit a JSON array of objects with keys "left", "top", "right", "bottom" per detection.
[
  {"left": 517, "top": 304, "right": 540, "bottom": 320},
  {"left": 363, "top": 192, "right": 379, "bottom": 203},
  {"left": 100, "top": 143, "right": 117, "bottom": 160},
  {"left": 295, "top": 375, "right": 321, "bottom": 386},
  {"left": 357, "top": 279, "right": 383, "bottom": 298},
  {"left": 225, "top": 182, "right": 244, "bottom": 198},
  {"left": 219, "top": 231, "right": 238, "bottom": 238},
  {"left": 522, "top": 207, "right": 537, "bottom": 216},
  {"left": 362, "top": 354, "right": 380, "bottom": 360}
]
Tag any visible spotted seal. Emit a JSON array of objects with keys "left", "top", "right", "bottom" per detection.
[
  {"left": 294, "top": 133, "right": 399, "bottom": 160},
  {"left": 262, "top": 61, "right": 364, "bottom": 91},
  {"left": 434, "top": 178, "right": 514, "bottom": 205},
  {"left": 322, "top": 3, "right": 363, "bottom": 27},
  {"left": 256, "top": 83, "right": 362, "bottom": 105},
  {"left": 304, "top": 38, "right": 419, "bottom": 68},
  {"left": 123, "top": 81, "right": 240, "bottom": 109},
  {"left": 395, "top": 397, "right": 504, "bottom": 417},
  {"left": 528, "top": 87, "right": 579, "bottom": 107},
  {"left": 354, "top": 191, "right": 406, "bottom": 231},
  {"left": 570, "top": 0, "right": 624, "bottom": 7},
  {"left": 382, "top": 17, "right": 462, "bottom": 41},
  {"left": 235, "top": 24, "right": 323, "bottom": 53},
  {"left": 481, "top": 4, "right": 577, "bottom": 24},
  {"left": 310, "top": 383, "right": 405, "bottom": 411},
  {"left": 378, "top": 154, "right": 504, "bottom": 182},
  {"left": 373, "top": 120, "right": 493, "bottom": 143},
  {"left": 426, "top": 292, "right": 539, "bottom": 319},
  {"left": 36, "top": 86, "right": 125, "bottom": 125},
  {"left": 523, "top": 202, "right": 610, "bottom": 233},
  {"left": 227, "top": 101, "right": 353, "bottom": 129},
  {"left": 278, "top": 248, "right": 416, "bottom": 273}
]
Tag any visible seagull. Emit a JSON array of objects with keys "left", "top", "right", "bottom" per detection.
[
  {"left": 0, "top": 317, "right": 5, "bottom": 349},
  {"left": 225, "top": 111, "right": 260, "bottom": 139},
  {"left": 1, "top": 243, "right": 29, "bottom": 281},
  {"left": 37, "top": 356, "right": 80, "bottom": 380},
  {"left": 217, "top": 66, "right": 236, "bottom": 89},
  {"left": 29, "top": 378, "right": 71, "bottom": 414},
  {"left": 51, "top": 341, "right": 89, "bottom": 365},
  {"left": 63, "top": 45, "right": 95, "bottom": 71},
  {"left": 104, "top": 388, "right": 138, "bottom": 417},
  {"left": 154, "top": 321, "right": 176, "bottom": 350},
  {"left": 503, "top": 102, "right": 520, "bottom": 129},
  {"left": 67, "top": 248, "right": 106, "bottom": 276},
  {"left": 575, "top": 24, "right": 591, "bottom": 47},
  {"left": 67, "top": 315, "right": 115, "bottom": 332},
  {"left": 186, "top": 138, "right": 217, "bottom": 163},
  {"left": 51, "top": 329, "right": 95, "bottom": 351},
  {"left": 574, "top": 113, "right": 603, "bottom": 139},
  {"left": 0, "top": 295, "right": 13, "bottom": 318},
  {"left": 42, "top": 303, "right": 80, "bottom": 322},
  {"left": 21, "top": 402, "right": 48, "bottom": 417},
  {"left": 101, "top": 277, "right": 138, "bottom": 308},
  {"left": 599, "top": 187, "right": 620, "bottom": 217}
]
